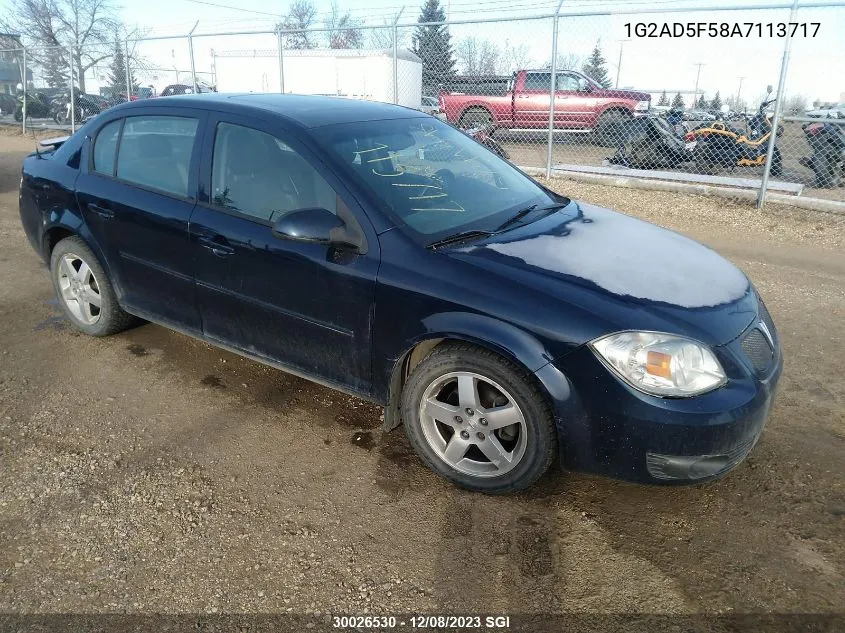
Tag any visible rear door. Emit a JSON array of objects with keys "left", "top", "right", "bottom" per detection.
[
  {"left": 513, "top": 71, "right": 551, "bottom": 128},
  {"left": 553, "top": 71, "right": 594, "bottom": 127},
  {"left": 75, "top": 109, "right": 205, "bottom": 331}
]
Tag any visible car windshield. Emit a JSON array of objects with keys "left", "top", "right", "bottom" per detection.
[{"left": 315, "top": 117, "right": 558, "bottom": 244}]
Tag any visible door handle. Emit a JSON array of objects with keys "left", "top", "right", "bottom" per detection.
[
  {"left": 197, "top": 235, "right": 235, "bottom": 257},
  {"left": 87, "top": 202, "right": 114, "bottom": 219}
]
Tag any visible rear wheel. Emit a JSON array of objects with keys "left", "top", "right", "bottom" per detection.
[
  {"left": 401, "top": 343, "right": 556, "bottom": 494},
  {"left": 50, "top": 236, "right": 136, "bottom": 337},
  {"left": 458, "top": 107, "right": 492, "bottom": 129},
  {"left": 770, "top": 146, "right": 783, "bottom": 177},
  {"left": 812, "top": 154, "right": 841, "bottom": 188},
  {"left": 594, "top": 109, "right": 632, "bottom": 147}
]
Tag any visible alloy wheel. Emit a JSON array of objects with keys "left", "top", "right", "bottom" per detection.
[
  {"left": 57, "top": 253, "right": 103, "bottom": 325},
  {"left": 418, "top": 371, "right": 527, "bottom": 478}
]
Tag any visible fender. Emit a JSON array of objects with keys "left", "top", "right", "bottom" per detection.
[
  {"left": 40, "top": 209, "right": 118, "bottom": 297},
  {"left": 380, "top": 311, "right": 564, "bottom": 431}
]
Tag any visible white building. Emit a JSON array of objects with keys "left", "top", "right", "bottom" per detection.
[{"left": 212, "top": 48, "right": 423, "bottom": 109}]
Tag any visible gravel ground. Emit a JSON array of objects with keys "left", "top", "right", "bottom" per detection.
[{"left": 0, "top": 130, "right": 843, "bottom": 627}]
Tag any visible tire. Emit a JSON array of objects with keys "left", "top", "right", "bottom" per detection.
[
  {"left": 458, "top": 107, "right": 492, "bottom": 129},
  {"left": 770, "top": 146, "right": 783, "bottom": 177},
  {"left": 694, "top": 144, "right": 719, "bottom": 175},
  {"left": 812, "top": 154, "right": 839, "bottom": 188},
  {"left": 593, "top": 109, "right": 631, "bottom": 147},
  {"left": 401, "top": 342, "right": 557, "bottom": 494},
  {"left": 49, "top": 236, "right": 136, "bottom": 337},
  {"left": 482, "top": 138, "right": 510, "bottom": 161}
]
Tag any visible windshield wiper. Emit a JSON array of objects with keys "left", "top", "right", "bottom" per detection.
[
  {"left": 494, "top": 202, "right": 568, "bottom": 232},
  {"left": 426, "top": 230, "right": 494, "bottom": 250}
]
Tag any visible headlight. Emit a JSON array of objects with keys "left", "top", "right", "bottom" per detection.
[
  {"left": 590, "top": 332, "right": 726, "bottom": 397},
  {"left": 634, "top": 100, "right": 650, "bottom": 112}
]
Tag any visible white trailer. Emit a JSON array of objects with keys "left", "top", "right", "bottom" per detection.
[{"left": 212, "top": 48, "right": 423, "bottom": 109}]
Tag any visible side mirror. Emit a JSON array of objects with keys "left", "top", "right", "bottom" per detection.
[
  {"left": 578, "top": 80, "right": 592, "bottom": 93},
  {"left": 271, "top": 207, "right": 360, "bottom": 249}
]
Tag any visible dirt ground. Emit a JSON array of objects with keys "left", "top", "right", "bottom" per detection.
[{"left": 0, "top": 130, "right": 843, "bottom": 627}]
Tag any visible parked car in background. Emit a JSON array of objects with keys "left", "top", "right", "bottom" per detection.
[
  {"left": 159, "top": 81, "right": 216, "bottom": 97},
  {"left": 439, "top": 69, "right": 651, "bottom": 145},
  {"left": 683, "top": 110, "right": 716, "bottom": 121},
  {"left": 420, "top": 95, "right": 443, "bottom": 118},
  {"left": 19, "top": 94, "right": 781, "bottom": 493},
  {"left": 0, "top": 93, "right": 17, "bottom": 115},
  {"left": 805, "top": 104, "right": 845, "bottom": 119}
]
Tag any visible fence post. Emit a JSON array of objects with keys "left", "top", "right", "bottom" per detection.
[
  {"left": 392, "top": 8, "right": 405, "bottom": 105},
  {"left": 276, "top": 29, "right": 285, "bottom": 94},
  {"left": 69, "top": 47, "right": 76, "bottom": 133},
  {"left": 21, "top": 48, "right": 27, "bottom": 134},
  {"left": 757, "top": 0, "right": 799, "bottom": 209},
  {"left": 545, "top": 0, "right": 564, "bottom": 179},
  {"left": 188, "top": 21, "right": 199, "bottom": 94},
  {"left": 124, "top": 39, "right": 132, "bottom": 102}
]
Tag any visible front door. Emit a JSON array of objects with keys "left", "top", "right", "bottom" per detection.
[{"left": 190, "top": 115, "right": 379, "bottom": 394}]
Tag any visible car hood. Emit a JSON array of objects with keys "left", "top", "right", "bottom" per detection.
[{"left": 447, "top": 201, "right": 758, "bottom": 347}]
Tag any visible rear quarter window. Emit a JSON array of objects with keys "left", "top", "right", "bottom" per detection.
[{"left": 92, "top": 119, "right": 122, "bottom": 175}]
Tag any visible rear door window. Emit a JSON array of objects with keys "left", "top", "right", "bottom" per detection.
[
  {"left": 524, "top": 72, "right": 551, "bottom": 91},
  {"left": 115, "top": 116, "right": 199, "bottom": 197}
]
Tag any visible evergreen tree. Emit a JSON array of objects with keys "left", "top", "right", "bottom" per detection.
[
  {"left": 581, "top": 40, "right": 610, "bottom": 88},
  {"left": 671, "top": 92, "right": 685, "bottom": 109},
  {"left": 709, "top": 90, "right": 722, "bottom": 111},
  {"left": 412, "top": 0, "right": 455, "bottom": 90},
  {"left": 696, "top": 94, "right": 706, "bottom": 108},
  {"left": 107, "top": 36, "right": 135, "bottom": 94},
  {"left": 657, "top": 90, "right": 669, "bottom": 106},
  {"left": 43, "top": 48, "right": 69, "bottom": 88}
]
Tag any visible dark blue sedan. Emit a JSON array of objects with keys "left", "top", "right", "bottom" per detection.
[{"left": 18, "top": 94, "right": 782, "bottom": 493}]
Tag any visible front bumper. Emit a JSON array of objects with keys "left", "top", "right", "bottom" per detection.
[{"left": 538, "top": 318, "right": 782, "bottom": 485}]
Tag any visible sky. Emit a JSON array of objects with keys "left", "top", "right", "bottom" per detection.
[{"left": 8, "top": 0, "right": 845, "bottom": 103}]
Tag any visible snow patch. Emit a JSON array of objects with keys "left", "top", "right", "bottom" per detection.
[{"left": 487, "top": 205, "right": 749, "bottom": 308}]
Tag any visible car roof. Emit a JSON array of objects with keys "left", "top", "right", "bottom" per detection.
[{"left": 111, "top": 93, "right": 426, "bottom": 129}]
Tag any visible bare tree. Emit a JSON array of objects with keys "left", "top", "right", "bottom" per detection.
[
  {"left": 367, "top": 14, "right": 409, "bottom": 50},
  {"left": 783, "top": 93, "right": 808, "bottom": 115},
  {"left": 324, "top": 1, "right": 363, "bottom": 49},
  {"left": 2, "top": 0, "right": 120, "bottom": 93},
  {"left": 455, "top": 37, "right": 479, "bottom": 74},
  {"left": 546, "top": 52, "right": 582, "bottom": 71},
  {"left": 498, "top": 41, "right": 531, "bottom": 74},
  {"left": 456, "top": 37, "right": 499, "bottom": 76},
  {"left": 280, "top": 0, "right": 317, "bottom": 49}
]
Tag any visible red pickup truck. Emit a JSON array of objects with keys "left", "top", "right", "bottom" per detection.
[{"left": 439, "top": 69, "right": 651, "bottom": 145}]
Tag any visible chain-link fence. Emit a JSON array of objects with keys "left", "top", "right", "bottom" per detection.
[{"left": 2, "top": 1, "right": 843, "bottom": 206}]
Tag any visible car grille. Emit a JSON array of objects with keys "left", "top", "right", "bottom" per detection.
[
  {"left": 759, "top": 299, "right": 777, "bottom": 343},
  {"left": 741, "top": 327, "right": 775, "bottom": 374}
]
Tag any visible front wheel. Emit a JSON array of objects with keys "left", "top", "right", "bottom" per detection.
[
  {"left": 50, "top": 236, "right": 137, "bottom": 337},
  {"left": 401, "top": 343, "right": 557, "bottom": 493}
]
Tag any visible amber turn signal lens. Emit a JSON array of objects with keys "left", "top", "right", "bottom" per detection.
[{"left": 646, "top": 351, "right": 672, "bottom": 379}]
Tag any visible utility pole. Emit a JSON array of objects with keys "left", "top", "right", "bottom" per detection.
[
  {"left": 615, "top": 40, "right": 630, "bottom": 89},
  {"left": 692, "top": 62, "right": 704, "bottom": 109},
  {"left": 736, "top": 76, "right": 745, "bottom": 111}
]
